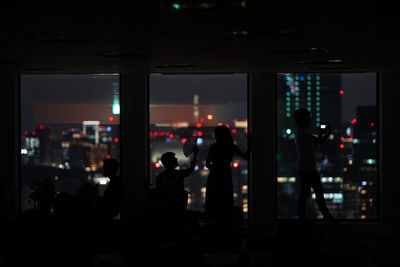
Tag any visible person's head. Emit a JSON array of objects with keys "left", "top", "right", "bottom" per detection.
[
  {"left": 214, "top": 125, "right": 233, "bottom": 145},
  {"left": 293, "top": 108, "right": 310, "bottom": 129},
  {"left": 160, "top": 152, "right": 178, "bottom": 169},
  {"left": 103, "top": 158, "right": 119, "bottom": 177}
]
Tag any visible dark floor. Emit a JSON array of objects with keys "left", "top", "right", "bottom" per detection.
[{"left": 1, "top": 213, "right": 400, "bottom": 266}]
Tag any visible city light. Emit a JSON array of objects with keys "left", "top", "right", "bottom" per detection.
[
  {"left": 109, "top": 116, "right": 114, "bottom": 122},
  {"left": 207, "top": 114, "right": 213, "bottom": 120},
  {"left": 112, "top": 104, "right": 120, "bottom": 115},
  {"left": 181, "top": 138, "right": 187, "bottom": 144},
  {"left": 155, "top": 162, "right": 161, "bottom": 168},
  {"left": 232, "top": 161, "right": 239, "bottom": 168},
  {"left": 340, "top": 90, "right": 344, "bottom": 95},
  {"left": 114, "top": 138, "right": 119, "bottom": 143},
  {"left": 196, "top": 123, "right": 202, "bottom": 128},
  {"left": 172, "top": 3, "right": 181, "bottom": 9}
]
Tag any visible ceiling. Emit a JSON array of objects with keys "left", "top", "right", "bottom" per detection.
[{"left": 1, "top": 2, "right": 398, "bottom": 74}]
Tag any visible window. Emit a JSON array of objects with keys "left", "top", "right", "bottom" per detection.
[
  {"left": 149, "top": 74, "right": 248, "bottom": 215},
  {"left": 20, "top": 74, "right": 120, "bottom": 212},
  {"left": 277, "top": 73, "right": 377, "bottom": 220}
]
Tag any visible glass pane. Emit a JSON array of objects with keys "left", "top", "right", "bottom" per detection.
[
  {"left": 21, "top": 74, "right": 120, "bottom": 212},
  {"left": 277, "top": 73, "right": 377, "bottom": 220},
  {"left": 149, "top": 74, "right": 248, "bottom": 217}
]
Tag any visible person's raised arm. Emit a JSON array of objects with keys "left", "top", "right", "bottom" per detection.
[
  {"left": 313, "top": 123, "right": 331, "bottom": 147},
  {"left": 188, "top": 145, "right": 199, "bottom": 172},
  {"left": 233, "top": 134, "right": 252, "bottom": 160},
  {"left": 181, "top": 146, "right": 199, "bottom": 177}
]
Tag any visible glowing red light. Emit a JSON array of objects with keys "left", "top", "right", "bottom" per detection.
[
  {"left": 197, "top": 131, "right": 203, "bottom": 137},
  {"left": 32, "top": 131, "right": 36, "bottom": 135},
  {"left": 114, "top": 138, "right": 119, "bottom": 143},
  {"left": 233, "top": 119, "right": 238, "bottom": 123},
  {"left": 340, "top": 136, "right": 344, "bottom": 141},
  {"left": 155, "top": 162, "right": 161, "bottom": 168},
  {"left": 207, "top": 114, "right": 213, "bottom": 120},
  {"left": 351, "top": 119, "right": 357, "bottom": 125},
  {"left": 109, "top": 116, "right": 114, "bottom": 122},
  {"left": 107, "top": 155, "right": 111, "bottom": 159},
  {"left": 232, "top": 162, "right": 239, "bottom": 168},
  {"left": 232, "top": 129, "right": 237, "bottom": 134},
  {"left": 193, "top": 133, "right": 197, "bottom": 137},
  {"left": 225, "top": 124, "right": 230, "bottom": 128},
  {"left": 371, "top": 123, "right": 374, "bottom": 127},
  {"left": 169, "top": 134, "right": 174, "bottom": 139},
  {"left": 154, "top": 132, "right": 158, "bottom": 136},
  {"left": 62, "top": 131, "right": 66, "bottom": 135},
  {"left": 181, "top": 138, "right": 187, "bottom": 144},
  {"left": 150, "top": 131, "right": 153, "bottom": 136},
  {"left": 340, "top": 90, "right": 344, "bottom": 95},
  {"left": 340, "top": 144, "right": 344, "bottom": 149},
  {"left": 218, "top": 123, "right": 223, "bottom": 126},
  {"left": 39, "top": 125, "right": 45, "bottom": 130},
  {"left": 24, "top": 131, "right": 28, "bottom": 135},
  {"left": 196, "top": 123, "right": 202, "bottom": 128},
  {"left": 200, "top": 118, "right": 205, "bottom": 123},
  {"left": 71, "top": 128, "right": 75, "bottom": 132}
]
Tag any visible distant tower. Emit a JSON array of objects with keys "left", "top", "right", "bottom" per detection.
[{"left": 193, "top": 94, "right": 199, "bottom": 122}]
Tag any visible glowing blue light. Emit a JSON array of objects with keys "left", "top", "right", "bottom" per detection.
[
  {"left": 300, "top": 76, "right": 304, "bottom": 81},
  {"left": 166, "top": 138, "right": 171, "bottom": 143},
  {"left": 286, "top": 129, "right": 292, "bottom": 135},
  {"left": 172, "top": 3, "right": 181, "bottom": 9},
  {"left": 197, "top": 138, "right": 204, "bottom": 145},
  {"left": 107, "top": 126, "right": 112, "bottom": 132},
  {"left": 112, "top": 104, "right": 120, "bottom": 114}
]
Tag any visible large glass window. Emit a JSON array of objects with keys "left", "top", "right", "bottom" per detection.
[
  {"left": 277, "top": 73, "right": 377, "bottom": 220},
  {"left": 149, "top": 74, "right": 248, "bottom": 215},
  {"left": 21, "top": 74, "right": 120, "bottom": 212}
]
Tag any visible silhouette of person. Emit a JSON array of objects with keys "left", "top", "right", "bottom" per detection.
[
  {"left": 156, "top": 147, "right": 199, "bottom": 239},
  {"left": 293, "top": 108, "right": 334, "bottom": 220},
  {"left": 205, "top": 125, "right": 250, "bottom": 221},
  {"left": 156, "top": 147, "right": 199, "bottom": 215},
  {"left": 96, "top": 158, "right": 122, "bottom": 229}
]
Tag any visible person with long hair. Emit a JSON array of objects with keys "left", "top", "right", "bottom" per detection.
[{"left": 205, "top": 125, "right": 250, "bottom": 220}]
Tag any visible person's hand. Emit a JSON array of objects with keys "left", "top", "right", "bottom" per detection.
[{"left": 325, "top": 123, "right": 332, "bottom": 134}]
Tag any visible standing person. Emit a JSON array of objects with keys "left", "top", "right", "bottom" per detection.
[
  {"left": 293, "top": 108, "right": 334, "bottom": 220},
  {"left": 96, "top": 158, "right": 122, "bottom": 230},
  {"left": 205, "top": 125, "right": 250, "bottom": 221}
]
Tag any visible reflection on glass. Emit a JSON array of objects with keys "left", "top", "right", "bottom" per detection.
[
  {"left": 277, "top": 73, "right": 377, "bottom": 220},
  {"left": 149, "top": 74, "right": 248, "bottom": 215},
  {"left": 20, "top": 74, "right": 120, "bottom": 212}
]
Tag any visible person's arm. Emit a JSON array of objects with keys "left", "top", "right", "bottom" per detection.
[
  {"left": 313, "top": 123, "right": 331, "bottom": 147},
  {"left": 234, "top": 135, "right": 252, "bottom": 160},
  {"left": 205, "top": 144, "right": 215, "bottom": 169},
  {"left": 181, "top": 146, "right": 199, "bottom": 177}
]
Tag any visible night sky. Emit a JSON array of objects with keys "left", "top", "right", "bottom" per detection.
[{"left": 21, "top": 73, "right": 376, "bottom": 132}]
